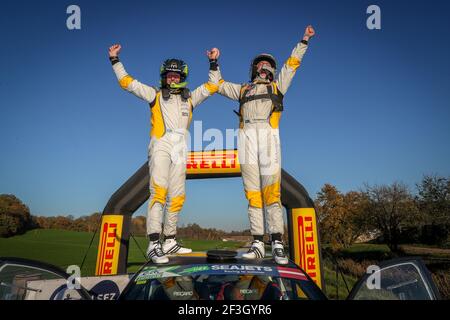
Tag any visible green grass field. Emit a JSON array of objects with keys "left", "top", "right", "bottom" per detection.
[{"left": 0, "top": 229, "right": 244, "bottom": 275}]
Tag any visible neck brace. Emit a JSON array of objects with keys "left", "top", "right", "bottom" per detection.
[{"left": 169, "top": 81, "right": 188, "bottom": 89}]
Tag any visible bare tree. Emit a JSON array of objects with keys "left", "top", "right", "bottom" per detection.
[{"left": 364, "top": 182, "right": 421, "bottom": 251}]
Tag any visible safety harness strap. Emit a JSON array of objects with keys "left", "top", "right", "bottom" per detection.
[
  {"left": 236, "top": 83, "right": 284, "bottom": 119},
  {"left": 267, "top": 83, "right": 284, "bottom": 113},
  {"left": 239, "top": 93, "right": 273, "bottom": 106}
]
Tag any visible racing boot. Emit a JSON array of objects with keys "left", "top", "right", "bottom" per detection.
[
  {"left": 162, "top": 237, "right": 192, "bottom": 256},
  {"left": 271, "top": 240, "right": 289, "bottom": 265},
  {"left": 147, "top": 240, "right": 169, "bottom": 264},
  {"left": 242, "top": 240, "right": 265, "bottom": 259}
]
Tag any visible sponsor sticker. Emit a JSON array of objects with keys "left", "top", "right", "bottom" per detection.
[
  {"left": 178, "top": 265, "right": 210, "bottom": 274},
  {"left": 135, "top": 266, "right": 180, "bottom": 282},
  {"left": 210, "top": 265, "right": 276, "bottom": 275}
]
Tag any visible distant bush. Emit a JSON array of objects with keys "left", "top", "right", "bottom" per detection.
[
  {"left": 336, "top": 259, "right": 368, "bottom": 278},
  {"left": 0, "top": 194, "right": 33, "bottom": 237},
  {"left": 420, "top": 225, "right": 449, "bottom": 246},
  {"left": 131, "top": 215, "right": 146, "bottom": 236},
  {"left": 391, "top": 225, "right": 449, "bottom": 246},
  {"left": 32, "top": 214, "right": 248, "bottom": 240},
  {"left": 397, "top": 226, "right": 422, "bottom": 244},
  {"left": 34, "top": 213, "right": 101, "bottom": 232},
  {"left": 339, "top": 244, "right": 393, "bottom": 261}
]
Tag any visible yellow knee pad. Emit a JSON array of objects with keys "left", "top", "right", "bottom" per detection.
[
  {"left": 262, "top": 182, "right": 281, "bottom": 206},
  {"left": 245, "top": 190, "right": 263, "bottom": 209},
  {"left": 150, "top": 180, "right": 168, "bottom": 208},
  {"left": 168, "top": 194, "right": 186, "bottom": 213}
]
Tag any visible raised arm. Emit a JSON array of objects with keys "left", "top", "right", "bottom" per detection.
[
  {"left": 276, "top": 25, "right": 315, "bottom": 95},
  {"left": 190, "top": 48, "right": 223, "bottom": 108},
  {"left": 108, "top": 44, "right": 157, "bottom": 104},
  {"left": 217, "top": 72, "right": 242, "bottom": 101},
  {"left": 204, "top": 48, "right": 242, "bottom": 101}
]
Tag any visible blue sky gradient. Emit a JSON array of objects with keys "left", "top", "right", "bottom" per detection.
[{"left": 1, "top": 0, "right": 449, "bottom": 231}]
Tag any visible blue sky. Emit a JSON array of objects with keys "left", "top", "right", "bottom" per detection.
[{"left": 1, "top": 0, "right": 449, "bottom": 231}]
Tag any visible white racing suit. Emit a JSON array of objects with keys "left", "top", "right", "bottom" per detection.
[
  {"left": 112, "top": 61, "right": 219, "bottom": 238},
  {"left": 216, "top": 41, "right": 309, "bottom": 238}
]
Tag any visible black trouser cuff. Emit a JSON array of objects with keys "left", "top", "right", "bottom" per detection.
[
  {"left": 148, "top": 233, "right": 160, "bottom": 242},
  {"left": 271, "top": 233, "right": 283, "bottom": 242},
  {"left": 164, "top": 234, "right": 176, "bottom": 240},
  {"left": 253, "top": 235, "right": 264, "bottom": 242}
]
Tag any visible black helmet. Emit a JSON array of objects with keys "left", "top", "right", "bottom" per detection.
[
  {"left": 250, "top": 53, "right": 277, "bottom": 81},
  {"left": 160, "top": 58, "right": 189, "bottom": 88}
]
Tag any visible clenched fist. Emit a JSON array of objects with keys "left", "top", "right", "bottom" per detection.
[
  {"left": 303, "top": 25, "right": 315, "bottom": 39},
  {"left": 109, "top": 44, "right": 122, "bottom": 58},
  {"left": 206, "top": 47, "right": 220, "bottom": 60}
]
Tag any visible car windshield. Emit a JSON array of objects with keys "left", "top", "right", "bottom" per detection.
[{"left": 121, "top": 264, "right": 321, "bottom": 300}]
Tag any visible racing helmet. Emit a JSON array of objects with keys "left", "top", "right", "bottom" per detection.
[
  {"left": 250, "top": 53, "right": 277, "bottom": 81},
  {"left": 160, "top": 58, "right": 189, "bottom": 89}
]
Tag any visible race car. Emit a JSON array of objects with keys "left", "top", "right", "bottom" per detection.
[
  {"left": 119, "top": 251, "right": 327, "bottom": 300},
  {"left": 0, "top": 250, "right": 441, "bottom": 300}
]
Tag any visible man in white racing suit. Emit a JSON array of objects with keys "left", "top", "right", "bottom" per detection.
[
  {"left": 209, "top": 26, "right": 315, "bottom": 264},
  {"left": 108, "top": 44, "right": 220, "bottom": 264}
]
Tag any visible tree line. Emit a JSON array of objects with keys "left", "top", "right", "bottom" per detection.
[
  {"left": 0, "top": 196, "right": 248, "bottom": 239},
  {"left": 129, "top": 215, "right": 249, "bottom": 240}
]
